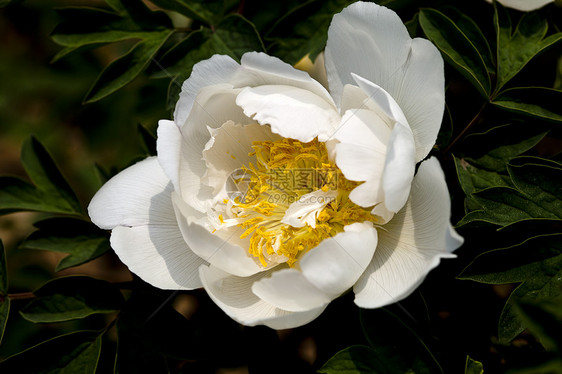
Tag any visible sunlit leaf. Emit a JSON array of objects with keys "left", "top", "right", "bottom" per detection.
[
  {"left": 318, "top": 345, "right": 382, "bottom": 374},
  {"left": 0, "top": 330, "right": 103, "bottom": 373},
  {"left": 492, "top": 87, "right": 562, "bottom": 124},
  {"left": 19, "top": 217, "right": 110, "bottom": 272},
  {"left": 419, "top": 8, "right": 491, "bottom": 98},
  {"left": 465, "top": 356, "right": 484, "bottom": 374},
  {"left": 494, "top": 3, "right": 562, "bottom": 93},
  {"left": 84, "top": 29, "right": 174, "bottom": 103},
  {"left": 20, "top": 276, "right": 124, "bottom": 323},
  {"left": 0, "top": 137, "right": 82, "bottom": 215}
]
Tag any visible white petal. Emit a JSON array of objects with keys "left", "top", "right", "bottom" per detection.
[
  {"left": 382, "top": 122, "right": 416, "bottom": 213},
  {"left": 236, "top": 85, "right": 340, "bottom": 143},
  {"left": 111, "top": 225, "right": 205, "bottom": 289},
  {"left": 175, "top": 84, "right": 253, "bottom": 212},
  {"left": 354, "top": 158, "right": 463, "bottom": 308},
  {"left": 348, "top": 179, "right": 383, "bottom": 208},
  {"left": 252, "top": 268, "right": 331, "bottom": 312},
  {"left": 88, "top": 157, "right": 174, "bottom": 229},
  {"left": 334, "top": 108, "right": 390, "bottom": 150},
  {"left": 156, "top": 120, "right": 182, "bottom": 192},
  {"left": 174, "top": 55, "right": 241, "bottom": 128},
  {"left": 202, "top": 121, "right": 279, "bottom": 199},
  {"left": 87, "top": 157, "right": 206, "bottom": 289},
  {"left": 200, "top": 265, "right": 326, "bottom": 329},
  {"left": 351, "top": 74, "right": 408, "bottom": 126},
  {"left": 325, "top": 2, "right": 444, "bottom": 161},
  {"left": 238, "top": 52, "right": 334, "bottom": 107},
  {"left": 325, "top": 2, "right": 411, "bottom": 105},
  {"left": 333, "top": 108, "right": 389, "bottom": 182},
  {"left": 300, "top": 222, "right": 378, "bottom": 297},
  {"left": 335, "top": 144, "right": 383, "bottom": 182},
  {"left": 394, "top": 38, "right": 444, "bottom": 161},
  {"left": 171, "top": 192, "right": 264, "bottom": 277},
  {"left": 485, "top": 0, "right": 553, "bottom": 11},
  {"left": 175, "top": 52, "right": 335, "bottom": 130},
  {"left": 281, "top": 189, "right": 337, "bottom": 228},
  {"left": 370, "top": 201, "right": 394, "bottom": 225}
]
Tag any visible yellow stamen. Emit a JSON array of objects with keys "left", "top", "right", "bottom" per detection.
[{"left": 219, "top": 136, "right": 376, "bottom": 267}]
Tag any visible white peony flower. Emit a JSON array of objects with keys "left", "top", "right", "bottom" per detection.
[
  {"left": 484, "top": 0, "right": 554, "bottom": 11},
  {"left": 88, "top": 2, "right": 463, "bottom": 329}
]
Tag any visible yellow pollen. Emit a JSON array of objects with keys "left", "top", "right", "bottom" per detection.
[{"left": 219, "top": 137, "right": 377, "bottom": 268}]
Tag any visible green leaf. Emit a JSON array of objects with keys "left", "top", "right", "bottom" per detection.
[
  {"left": 494, "top": 3, "right": 562, "bottom": 93},
  {"left": 443, "top": 8, "right": 495, "bottom": 74},
  {"left": 0, "top": 137, "right": 82, "bottom": 215},
  {"left": 501, "top": 298, "right": 562, "bottom": 373},
  {"left": 491, "top": 87, "right": 562, "bottom": 124},
  {"left": 459, "top": 234, "right": 562, "bottom": 342},
  {"left": 359, "top": 307, "right": 442, "bottom": 373},
  {"left": 51, "top": 7, "right": 156, "bottom": 48},
  {"left": 465, "top": 356, "right": 484, "bottom": 374},
  {"left": 462, "top": 123, "right": 547, "bottom": 171},
  {"left": 149, "top": 0, "right": 236, "bottom": 26},
  {"left": 0, "top": 330, "right": 103, "bottom": 373},
  {"left": 154, "top": 14, "right": 264, "bottom": 107},
  {"left": 20, "top": 276, "right": 124, "bottom": 323},
  {"left": 454, "top": 123, "right": 547, "bottom": 195},
  {"left": 84, "top": 29, "right": 174, "bottom": 103},
  {"left": 19, "top": 217, "right": 110, "bottom": 272},
  {"left": 318, "top": 345, "right": 382, "bottom": 374},
  {"left": 457, "top": 157, "right": 561, "bottom": 227},
  {"left": 0, "top": 298, "right": 9, "bottom": 347},
  {"left": 0, "top": 240, "right": 9, "bottom": 346},
  {"left": 0, "top": 239, "right": 7, "bottom": 295},
  {"left": 458, "top": 185, "right": 561, "bottom": 227},
  {"left": 266, "top": 0, "right": 355, "bottom": 65},
  {"left": 419, "top": 8, "right": 491, "bottom": 98},
  {"left": 108, "top": 0, "right": 172, "bottom": 28},
  {"left": 516, "top": 297, "right": 562, "bottom": 352},
  {"left": 509, "top": 163, "right": 562, "bottom": 210},
  {"left": 459, "top": 234, "right": 562, "bottom": 284}
]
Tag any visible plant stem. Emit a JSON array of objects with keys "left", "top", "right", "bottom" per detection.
[
  {"left": 1, "top": 292, "right": 36, "bottom": 301},
  {"left": 443, "top": 101, "right": 487, "bottom": 155}
]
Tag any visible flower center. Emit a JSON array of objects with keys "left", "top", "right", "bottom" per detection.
[{"left": 223, "top": 137, "right": 376, "bottom": 267}]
